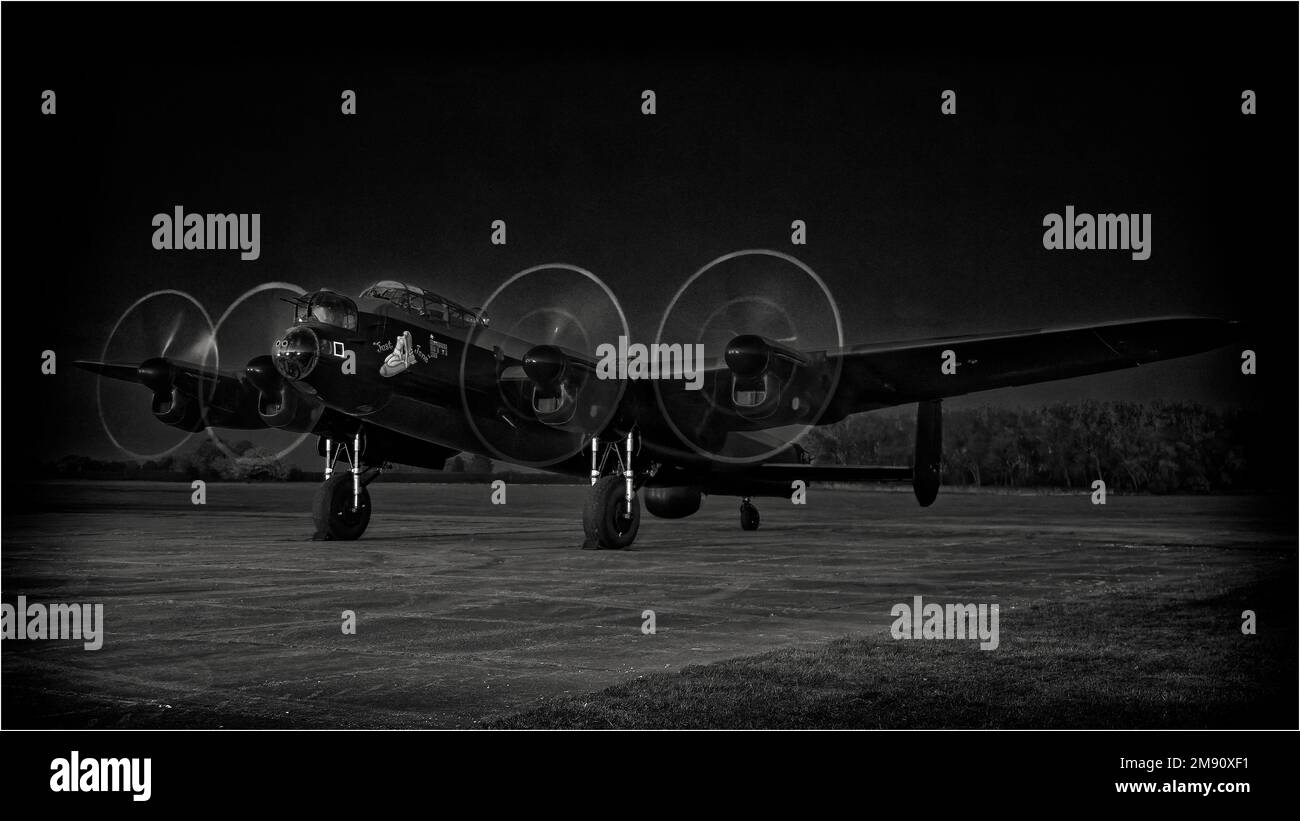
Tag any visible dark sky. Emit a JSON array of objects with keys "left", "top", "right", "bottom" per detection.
[{"left": 5, "top": 3, "right": 1295, "bottom": 467}]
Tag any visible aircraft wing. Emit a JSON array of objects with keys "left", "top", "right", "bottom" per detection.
[
  {"left": 75, "top": 360, "right": 149, "bottom": 383},
  {"left": 76, "top": 357, "right": 246, "bottom": 398},
  {"left": 822, "top": 316, "right": 1240, "bottom": 420},
  {"left": 74, "top": 356, "right": 301, "bottom": 431},
  {"left": 624, "top": 316, "right": 1240, "bottom": 459}
]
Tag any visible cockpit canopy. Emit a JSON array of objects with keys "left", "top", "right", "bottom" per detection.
[
  {"left": 360, "top": 280, "right": 489, "bottom": 329},
  {"left": 294, "top": 290, "right": 357, "bottom": 331}
]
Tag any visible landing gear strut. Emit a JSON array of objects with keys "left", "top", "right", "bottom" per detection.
[
  {"left": 582, "top": 431, "right": 646, "bottom": 549},
  {"left": 740, "top": 497, "right": 760, "bottom": 531},
  {"left": 313, "top": 432, "right": 381, "bottom": 541}
]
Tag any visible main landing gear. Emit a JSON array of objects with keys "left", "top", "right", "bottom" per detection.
[
  {"left": 582, "top": 431, "right": 648, "bottom": 549},
  {"left": 739, "top": 497, "right": 760, "bottom": 531},
  {"left": 313, "top": 431, "right": 381, "bottom": 541}
]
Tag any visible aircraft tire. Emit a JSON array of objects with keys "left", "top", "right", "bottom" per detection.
[
  {"left": 583, "top": 475, "right": 640, "bottom": 549},
  {"left": 313, "top": 473, "right": 372, "bottom": 540}
]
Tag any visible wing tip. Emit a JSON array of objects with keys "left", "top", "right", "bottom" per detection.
[{"left": 72, "top": 360, "right": 142, "bottom": 381}]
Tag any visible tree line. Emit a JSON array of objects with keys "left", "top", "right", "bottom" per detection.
[
  {"left": 801, "top": 401, "right": 1267, "bottom": 493},
  {"left": 44, "top": 440, "right": 301, "bottom": 482}
]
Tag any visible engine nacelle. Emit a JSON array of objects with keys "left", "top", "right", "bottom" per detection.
[
  {"left": 520, "top": 344, "right": 606, "bottom": 428},
  {"left": 724, "top": 334, "right": 818, "bottom": 422},
  {"left": 151, "top": 387, "right": 204, "bottom": 431},
  {"left": 257, "top": 382, "right": 317, "bottom": 430},
  {"left": 643, "top": 486, "right": 703, "bottom": 519},
  {"left": 247, "top": 354, "right": 318, "bottom": 430}
]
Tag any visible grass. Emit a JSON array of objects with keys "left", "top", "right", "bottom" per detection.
[{"left": 484, "top": 569, "right": 1295, "bottom": 729}]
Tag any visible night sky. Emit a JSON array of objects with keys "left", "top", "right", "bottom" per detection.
[{"left": 5, "top": 3, "right": 1295, "bottom": 470}]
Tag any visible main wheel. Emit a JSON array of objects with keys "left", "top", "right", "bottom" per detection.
[
  {"left": 313, "top": 473, "right": 372, "bottom": 540},
  {"left": 740, "top": 502, "right": 760, "bottom": 531},
  {"left": 583, "top": 475, "right": 641, "bottom": 549}
]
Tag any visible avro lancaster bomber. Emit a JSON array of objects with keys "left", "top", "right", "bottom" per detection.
[{"left": 78, "top": 276, "right": 1239, "bottom": 549}]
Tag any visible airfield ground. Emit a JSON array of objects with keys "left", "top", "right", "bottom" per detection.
[{"left": 2, "top": 481, "right": 1293, "bottom": 728}]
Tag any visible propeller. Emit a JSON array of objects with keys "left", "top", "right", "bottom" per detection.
[
  {"left": 94, "top": 290, "right": 219, "bottom": 461},
  {"left": 460, "top": 264, "right": 628, "bottom": 468},
  {"left": 652, "top": 249, "right": 844, "bottom": 464}
]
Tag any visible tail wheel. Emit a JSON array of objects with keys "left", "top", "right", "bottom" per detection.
[
  {"left": 583, "top": 475, "right": 640, "bottom": 549},
  {"left": 313, "top": 473, "right": 372, "bottom": 540},
  {"left": 740, "top": 502, "right": 760, "bottom": 531}
]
